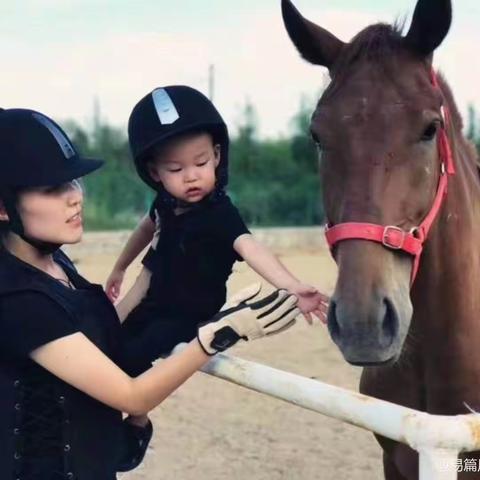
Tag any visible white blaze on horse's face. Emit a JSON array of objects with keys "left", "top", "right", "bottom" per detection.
[{"left": 282, "top": 0, "right": 452, "bottom": 365}]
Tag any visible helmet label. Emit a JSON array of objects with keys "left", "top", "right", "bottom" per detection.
[{"left": 152, "top": 88, "right": 179, "bottom": 125}]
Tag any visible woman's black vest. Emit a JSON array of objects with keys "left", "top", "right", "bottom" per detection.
[{"left": 0, "top": 248, "right": 126, "bottom": 480}]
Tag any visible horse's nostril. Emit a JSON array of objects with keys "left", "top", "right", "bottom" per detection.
[
  {"left": 327, "top": 300, "right": 340, "bottom": 340},
  {"left": 381, "top": 299, "right": 398, "bottom": 346}
]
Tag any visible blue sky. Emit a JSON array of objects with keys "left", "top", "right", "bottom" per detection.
[{"left": 1, "top": 0, "right": 478, "bottom": 138}]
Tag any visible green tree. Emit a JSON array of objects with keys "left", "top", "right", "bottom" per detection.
[
  {"left": 229, "top": 97, "right": 324, "bottom": 226},
  {"left": 467, "top": 104, "right": 477, "bottom": 142},
  {"left": 289, "top": 96, "right": 318, "bottom": 174}
]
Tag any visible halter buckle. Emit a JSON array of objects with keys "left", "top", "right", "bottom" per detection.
[{"left": 382, "top": 226, "right": 406, "bottom": 250}]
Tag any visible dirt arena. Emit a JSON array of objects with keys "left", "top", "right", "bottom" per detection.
[{"left": 64, "top": 229, "right": 384, "bottom": 480}]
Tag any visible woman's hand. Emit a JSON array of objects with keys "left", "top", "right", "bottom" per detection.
[{"left": 197, "top": 284, "right": 300, "bottom": 355}]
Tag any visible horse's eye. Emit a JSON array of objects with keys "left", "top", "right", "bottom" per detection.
[{"left": 421, "top": 122, "right": 438, "bottom": 142}]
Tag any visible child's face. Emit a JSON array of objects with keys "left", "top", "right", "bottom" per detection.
[{"left": 148, "top": 133, "right": 220, "bottom": 204}]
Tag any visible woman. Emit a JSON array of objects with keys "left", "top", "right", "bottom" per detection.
[{"left": 0, "top": 108, "right": 300, "bottom": 480}]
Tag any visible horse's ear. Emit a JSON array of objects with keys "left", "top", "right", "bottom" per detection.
[
  {"left": 404, "top": 0, "right": 452, "bottom": 57},
  {"left": 281, "top": 0, "right": 345, "bottom": 69}
]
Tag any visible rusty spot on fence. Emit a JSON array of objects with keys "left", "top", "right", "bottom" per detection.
[{"left": 466, "top": 416, "right": 480, "bottom": 447}]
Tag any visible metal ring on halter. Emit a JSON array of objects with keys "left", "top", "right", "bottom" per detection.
[
  {"left": 409, "top": 226, "right": 420, "bottom": 237},
  {"left": 409, "top": 226, "right": 426, "bottom": 242}
]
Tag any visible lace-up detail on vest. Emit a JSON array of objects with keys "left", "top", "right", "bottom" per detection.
[{"left": 13, "top": 371, "right": 73, "bottom": 480}]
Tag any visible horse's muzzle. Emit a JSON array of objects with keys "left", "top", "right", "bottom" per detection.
[{"left": 327, "top": 295, "right": 406, "bottom": 365}]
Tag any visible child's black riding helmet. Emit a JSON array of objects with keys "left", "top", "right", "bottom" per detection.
[{"left": 128, "top": 86, "right": 229, "bottom": 205}]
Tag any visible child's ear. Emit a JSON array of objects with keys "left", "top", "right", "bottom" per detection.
[
  {"left": 213, "top": 145, "right": 221, "bottom": 168},
  {"left": 0, "top": 200, "right": 9, "bottom": 222},
  {"left": 146, "top": 163, "right": 161, "bottom": 182}
]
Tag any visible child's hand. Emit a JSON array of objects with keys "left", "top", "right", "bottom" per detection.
[
  {"left": 289, "top": 283, "right": 329, "bottom": 325},
  {"left": 105, "top": 268, "right": 125, "bottom": 303}
]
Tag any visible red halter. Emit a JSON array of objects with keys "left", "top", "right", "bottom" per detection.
[{"left": 324, "top": 69, "right": 455, "bottom": 284}]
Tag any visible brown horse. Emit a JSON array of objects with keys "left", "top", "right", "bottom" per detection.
[{"left": 282, "top": 0, "right": 480, "bottom": 478}]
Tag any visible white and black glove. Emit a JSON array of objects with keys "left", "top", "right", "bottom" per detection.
[{"left": 197, "top": 284, "right": 300, "bottom": 355}]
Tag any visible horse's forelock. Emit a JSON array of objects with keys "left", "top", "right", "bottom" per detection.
[{"left": 334, "top": 22, "right": 406, "bottom": 74}]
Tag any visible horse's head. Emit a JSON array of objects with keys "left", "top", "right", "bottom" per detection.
[{"left": 282, "top": 0, "right": 452, "bottom": 365}]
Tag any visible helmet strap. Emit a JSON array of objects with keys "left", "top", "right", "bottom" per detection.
[{"left": 2, "top": 188, "right": 60, "bottom": 254}]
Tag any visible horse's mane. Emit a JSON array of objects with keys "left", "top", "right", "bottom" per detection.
[
  {"left": 437, "top": 74, "right": 463, "bottom": 133},
  {"left": 438, "top": 74, "right": 480, "bottom": 169}
]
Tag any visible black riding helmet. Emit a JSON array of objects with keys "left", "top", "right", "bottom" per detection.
[
  {"left": 128, "top": 86, "right": 229, "bottom": 209},
  {"left": 0, "top": 108, "right": 103, "bottom": 252}
]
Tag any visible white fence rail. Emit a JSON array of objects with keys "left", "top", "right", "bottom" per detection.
[{"left": 173, "top": 345, "right": 480, "bottom": 480}]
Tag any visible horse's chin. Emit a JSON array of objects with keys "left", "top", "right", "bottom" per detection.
[
  {"left": 347, "top": 354, "right": 400, "bottom": 368},
  {"left": 339, "top": 347, "right": 402, "bottom": 367}
]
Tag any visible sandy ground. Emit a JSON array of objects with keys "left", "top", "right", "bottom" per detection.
[{"left": 64, "top": 234, "right": 384, "bottom": 480}]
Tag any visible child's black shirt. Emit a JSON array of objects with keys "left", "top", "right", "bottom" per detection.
[{"left": 142, "top": 194, "right": 250, "bottom": 323}]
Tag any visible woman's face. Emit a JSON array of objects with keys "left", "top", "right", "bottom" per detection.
[{"left": 15, "top": 180, "right": 84, "bottom": 244}]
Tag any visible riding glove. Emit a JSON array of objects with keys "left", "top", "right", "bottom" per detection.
[{"left": 197, "top": 284, "right": 299, "bottom": 355}]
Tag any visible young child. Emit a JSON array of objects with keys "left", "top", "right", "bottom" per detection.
[{"left": 108, "top": 86, "right": 328, "bottom": 378}]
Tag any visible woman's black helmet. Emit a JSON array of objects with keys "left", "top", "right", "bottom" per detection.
[
  {"left": 0, "top": 108, "right": 103, "bottom": 250},
  {"left": 0, "top": 108, "right": 102, "bottom": 189},
  {"left": 128, "top": 86, "right": 229, "bottom": 207}
]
